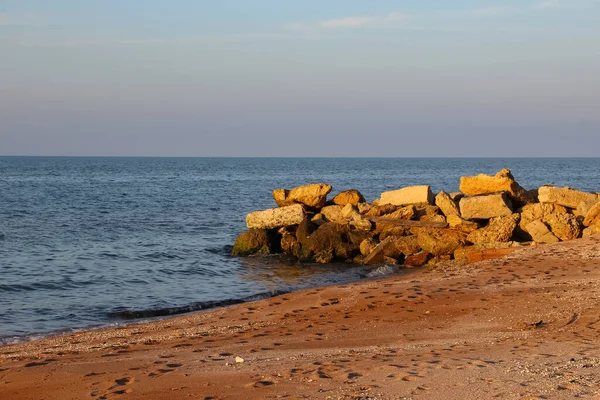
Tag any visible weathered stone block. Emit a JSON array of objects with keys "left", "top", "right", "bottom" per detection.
[
  {"left": 467, "top": 214, "right": 520, "bottom": 245},
  {"left": 435, "top": 190, "right": 460, "bottom": 218},
  {"left": 246, "top": 204, "right": 306, "bottom": 229},
  {"left": 538, "top": 186, "right": 599, "bottom": 209},
  {"left": 524, "top": 220, "right": 559, "bottom": 243},
  {"left": 459, "top": 193, "right": 513, "bottom": 220},
  {"left": 379, "top": 185, "right": 434, "bottom": 206},
  {"left": 272, "top": 183, "right": 332, "bottom": 208}
]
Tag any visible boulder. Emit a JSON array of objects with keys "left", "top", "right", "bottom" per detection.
[
  {"left": 347, "top": 229, "right": 373, "bottom": 246},
  {"left": 379, "top": 185, "right": 434, "bottom": 206},
  {"left": 246, "top": 204, "right": 306, "bottom": 230},
  {"left": 273, "top": 183, "right": 333, "bottom": 209},
  {"left": 379, "top": 236, "right": 404, "bottom": 259},
  {"left": 394, "top": 235, "right": 421, "bottom": 256},
  {"left": 332, "top": 190, "right": 366, "bottom": 207},
  {"left": 349, "top": 219, "right": 373, "bottom": 231},
  {"left": 341, "top": 204, "right": 361, "bottom": 220},
  {"left": 321, "top": 205, "right": 345, "bottom": 223},
  {"left": 538, "top": 186, "right": 599, "bottom": 210},
  {"left": 459, "top": 193, "right": 513, "bottom": 220},
  {"left": 360, "top": 238, "right": 378, "bottom": 256},
  {"left": 380, "top": 205, "right": 416, "bottom": 220},
  {"left": 301, "top": 222, "right": 355, "bottom": 263},
  {"left": 576, "top": 198, "right": 598, "bottom": 217},
  {"left": 281, "top": 230, "right": 302, "bottom": 256},
  {"left": 446, "top": 215, "right": 479, "bottom": 233},
  {"left": 449, "top": 192, "right": 464, "bottom": 202},
  {"left": 296, "top": 218, "right": 317, "bottom": 246},
  {"left": 232, "top": 229, "right": 274, "bottom": 256},
  {"left": 435, "top": 191, "right": 460, "bottom": 218},
  {"left": 415, "top": 205, "right": 447, "bottom": 224},
  {"left": 542, "top": 212, "right": 582, "bottom": 241},
  {"left": 363, "top": 237, "right": 393, "bottom": 265},
  {"left": 365, "top": 204, "right": 400, "bottom": 217},
  {"left": 519, "top": 203, "right": 568, "bottom": 232},
  {"left": 273, "top": 189, "right": 294, "bottom": 207},
  {"left": 583, "top": 202, "right": 600, "bottom": 227},
  {"left": 357, "top": 202, "right": 373, "bottom": 214},
  {"left": 416, "top": 228, "right": 467, "bottom": 256},
  {"left": 403, "top": 252, "right": 431, "bottom": 267},
  {"left": 467, "top": 214, "right": 520, "bottom": 245},
  {"left": 459, "top": 168, "right": 530, "bottom": 206},
  {"left": 524, "top": 220, "right": 560, "bottom": 243},
  {"left": 583, "top": 226, "right": 600, "bottom": 238},
  {"left": 379, "top": 226, "right": 409, "bottom": 240}
]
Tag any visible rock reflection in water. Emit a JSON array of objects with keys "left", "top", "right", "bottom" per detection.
[{"left": 238, "top": 255, "right": 366, "bottom": 292}]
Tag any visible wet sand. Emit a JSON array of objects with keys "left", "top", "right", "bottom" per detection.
[{"left": 2, "top": 236, "right": 600, "bottom": 399}]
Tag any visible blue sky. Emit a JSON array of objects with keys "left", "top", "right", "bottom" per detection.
[{"left": 1, "top": 0, "right": 599, "bottom": 156}]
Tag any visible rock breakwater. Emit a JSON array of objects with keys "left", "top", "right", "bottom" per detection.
[{"left": 233, "top": 169, "right": 600, "bottom": 267}]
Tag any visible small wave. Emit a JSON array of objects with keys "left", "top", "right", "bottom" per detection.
[
  {"left": 139, "top": 251, "right": 184, "bottom": 260},
  {"left": 205, "top": 245, "right": 232, "bottom": 256},
  {"left": 366, "top": 265, "right": 401, "bottom": 278},
  {"left": 0, "top": 278, "right": 99, "bottom": 293},
  {"left": 107, "top": 290, "right": 289, "bottom": 320}
]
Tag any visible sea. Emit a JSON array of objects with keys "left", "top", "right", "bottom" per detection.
[{"left": 1, "top": 157, "right": 599, "bottom": 343}]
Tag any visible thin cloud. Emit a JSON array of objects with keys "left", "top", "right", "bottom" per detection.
[
  {"left": 319, "top": 16, "right": 375, "bottom": 29},
  {"left": 290, "top": 6, "right": 511, "bottom": 33},
  {"left": 291, "top": 12, "right": 410, "bottom": 31},
  {"left": 535, "top": 0, "right": 599, "bottom": 8}
]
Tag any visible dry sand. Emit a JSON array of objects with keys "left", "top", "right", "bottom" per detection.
[{"left": 3, "top": 236, "right": 600, "bottom": 399}]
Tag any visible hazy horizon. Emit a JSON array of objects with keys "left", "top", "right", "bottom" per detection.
[{"left": 1, "top": 0, "right": 599, "bottom": 157}]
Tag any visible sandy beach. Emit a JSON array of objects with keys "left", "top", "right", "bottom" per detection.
[{"left": 2, "top": 236, "right": 600, "bottom": 399}]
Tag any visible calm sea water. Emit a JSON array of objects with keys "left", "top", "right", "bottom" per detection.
[{"left": 1, "top": 157, "right": 599, "bottom": 342}]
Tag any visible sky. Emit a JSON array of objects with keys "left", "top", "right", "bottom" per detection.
[{"left": 0, "top": 0, "right": 599, "bottom": 157}]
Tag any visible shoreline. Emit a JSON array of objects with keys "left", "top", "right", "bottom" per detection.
[
  {"left": 2, "top": 236, "right": 600, "bottom": 399},
  {"left": 0, "top": 263, "right": 416, "bottom": 347}
]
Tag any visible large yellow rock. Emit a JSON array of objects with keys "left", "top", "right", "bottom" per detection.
[
  {"left": 232, "top": 229, "right": 273, "bottom": 256},
  {"left": 394, "top": 235, "right": 422, "bottom": 256},
  {"left": 362, "top": 237, "right": 393, "bottom": 265},
  {"left": 359, "top": 238, "right": 378, "bottom": 256},
  {"left": 380, "top": 205, "right": 416, "bottom": 220},
  {"left": 524, "top": 220, "right": 560, "bottom": 243},
  {"left": 435, "top": 190, "right": 460, "bottom": 217},
  {"left": 246, "top": 204, "right": 306, "bottom": 229},
  {"left": 467, "top": 214, "right": 520, "bottom": 245},
  {"left": 272, "top": 184, "right": 332, "bottom": 208},
  {"left": 583, "top": 226, "right": 600, "bottom": 238},
  {"left": 320, "top": 205, "right": 345, "bottom": 223},
  {"left": 460, "top": 169, "right": 530, "bottom": 205},
  {"left": 332, "top": 190, "right": 365, "bottom": 206},
  {"left": 519, "top": 203, "right": 568, "bottom": 232},
  {"left": 583, "top": 202, "right": 600, "bottom": 227},
  {"left": 416, "top": 228, "right": 467, "bottom": 256},
  {"left": 446, "top": 215, "right": 479, "bottom": 233},
  {"left": 459, "top": 193, "right": 513, "bottom": 220},
  {"left": 272, "top": 189, "right": 295, "bottom": 207},
  {"left": 379, "top": 185, "right": 434, "bottom": 206},
  {"left": 538, "top": 186, "right": 599, "bottom": 209},
  {"left": 542, "top": 212, "right": 582, "bottom": 241}
]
